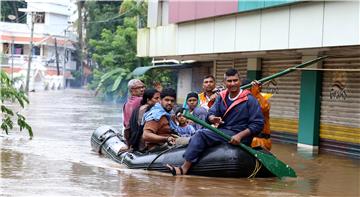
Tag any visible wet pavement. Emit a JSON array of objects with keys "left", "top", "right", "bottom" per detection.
[{"left": 1, "top": 89, "right": 359, "bottom": 196}]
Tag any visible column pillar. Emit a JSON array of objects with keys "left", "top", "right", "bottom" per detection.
[
  {"left": 246, "top": 58, "right": 261, "bottom": 80},
  {"left": 297, "top": 55, "right": 322, "bottom": 152}
]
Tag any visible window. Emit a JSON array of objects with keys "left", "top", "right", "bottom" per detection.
[
  {"left": 33, "top": 46, "right": 40, "bottom": 55},
  {"left": 3, "top": 43, "right": 10, "bottom": 54},
  {"left": 71, "top": 51, "right": 76, "bottom": 61},
  {"left": 34, "top": 12, "right": 45, "bottom": 23},
  {"left": 14, "top": 44, "right": 24, "bottom": 55}
]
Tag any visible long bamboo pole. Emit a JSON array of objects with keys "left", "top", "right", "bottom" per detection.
[{"left": 240, "top": 56, "right": 328, "bottom": 90}]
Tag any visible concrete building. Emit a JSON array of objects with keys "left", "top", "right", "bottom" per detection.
[
  {"left": 137, "top": 0, "right": 360, "bottom": 156},
  {"left": 0, "top": 0, "right": 77, "bottom": 91}
]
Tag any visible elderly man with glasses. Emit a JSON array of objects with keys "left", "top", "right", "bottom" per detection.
[{"left": 123, "top": 79, "right": 145, "bottom": 145}]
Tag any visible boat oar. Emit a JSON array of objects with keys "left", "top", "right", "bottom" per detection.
[
  {"left": 183, "top": 111, "right": 297, "bottom": 178},
  {"left": 240, "top": 56, "right": 328, "bottom": 89}
]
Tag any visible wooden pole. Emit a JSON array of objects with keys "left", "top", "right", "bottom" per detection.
[
  {"left": 77, "top": 1, "right": 83, "bottom": 86},
  {"left": 25, "top": 12, "right": 35, "bottom": 92},
  {"left": 240, "top": 56, "right": 328, "bottom": 90},
  {"left": 63, "top": 30, "right": 67, "bottom": 88},
  {"left": 55, "top": 38, "right": 60, "bottom": 75}
]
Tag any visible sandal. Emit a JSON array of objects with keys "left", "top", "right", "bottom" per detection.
[{"left": 166, "top": 164, "right": 184, "bottom": 176}]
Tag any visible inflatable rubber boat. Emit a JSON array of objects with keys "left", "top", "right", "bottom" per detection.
[{"left": 91, "top": 125, "right": 275, "bottom": 178}]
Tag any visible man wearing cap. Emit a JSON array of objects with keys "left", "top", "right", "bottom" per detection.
[
  {"left": 183, "top": 92, "right": 208, "bottom": 130},
  {"left": 123, "top": 79, "right": 145, "bottom": 145}
]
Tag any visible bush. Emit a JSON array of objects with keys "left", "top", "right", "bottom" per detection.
[{"left": 0, "top": 70, "right": 32, "bottom": 138}]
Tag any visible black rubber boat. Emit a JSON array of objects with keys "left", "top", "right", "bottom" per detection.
[{"left": 91, "top": 125, "right": 275, "bottom": 178}]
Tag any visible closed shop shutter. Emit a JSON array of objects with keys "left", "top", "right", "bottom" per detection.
[
  {"left": 191, "top": 62, "right": 212, "bottom": 92},
  {"left": 320, "top": 56, "right": 360, "bottom": 145},
  {"left": 214, "top": 60, "right": 234, "bottom": 86},
  {"left": 234, "top": 58, "right": 247, "bottom": 80},
  {"left": 214, "top": 59, "right": 246, "bottom": 87},
  {"left": 261, "top": 56, "right": 302, "bottom": 134}
]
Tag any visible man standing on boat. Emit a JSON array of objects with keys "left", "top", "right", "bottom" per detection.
[
  {"left": 142, "top": 88, "right": 178, "bottom": 151},
  {"left": 123, "top": 79, "right": 145, "bottom": 145},
  {"left": 167, "top": 68, "right": 264, "bottom": 175},
  {"left": 198, "top": 75, "right": 218, "bottom": 110}
]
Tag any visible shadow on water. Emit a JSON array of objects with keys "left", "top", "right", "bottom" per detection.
[{"left": 0, "top": 89, "right": 359, "bottom": 196}]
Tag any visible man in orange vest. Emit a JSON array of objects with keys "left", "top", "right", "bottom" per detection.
[
  {"left": 243, "top": 79, "right": 272, "bottom": 151},
  {"left": 198, "top": 75, "right": 217, "bottom": 110}
]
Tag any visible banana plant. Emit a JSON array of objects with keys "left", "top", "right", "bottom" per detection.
[{"left": 95, "top": 67, "right": 134, "bottom": 100}]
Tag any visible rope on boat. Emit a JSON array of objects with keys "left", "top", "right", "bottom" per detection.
[
  {"left": 248, "top": 159, "right": 262, "bottom": 179},
  {"left": 120, "top": 152, "right": 130, "bottom": 164},
  {"left": 146, "top": 145, "right": 185, "bottom": 170}
]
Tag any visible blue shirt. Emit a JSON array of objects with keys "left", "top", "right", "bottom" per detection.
[{"left": 176, "top": 124, "right": 196, "bottom": 137}]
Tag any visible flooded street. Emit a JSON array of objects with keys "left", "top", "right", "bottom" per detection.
[{"left": 1, "top": 89, "right": 359, "bottom": 196}]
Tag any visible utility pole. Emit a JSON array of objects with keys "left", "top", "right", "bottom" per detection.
[
  {"left": 63, "top": 30, "right": 67, "bottom": 89},
  {"left": 25, "top": 12, "right": 35, "bottom": 92},
  {"left": 11, "top": 37, "right": 14, "bottom": 82},
  {"left": 77, "top": 1, "right": 83, "bottom": 86},
  {"left": 54, "top": 38, "right": 60, "bottom": 75},
  {"left": 7, "top": 15, "right": 17, "bottom": 83}
]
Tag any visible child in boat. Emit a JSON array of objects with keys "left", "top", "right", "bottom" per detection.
[
  {"left": 175, "top": 108, "right": 196, "bottom": 137},
  {"left": 183, "top": 92, "right": 208, "bottom": 130}
]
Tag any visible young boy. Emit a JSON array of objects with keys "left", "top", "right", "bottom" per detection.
[{"left": 175, "top": 108, "right": 196, "bottom": 137}]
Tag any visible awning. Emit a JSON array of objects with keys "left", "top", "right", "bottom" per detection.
[{"left": 131, "top": 63, "right": 193, "bottom": 76}]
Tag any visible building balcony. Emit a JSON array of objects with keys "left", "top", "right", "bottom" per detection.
[
  {"left": 137, "top": 24, "right": 177, "bottom": 57},
  {"left": 1, "top": 54, "right": 46, "bottom": 66},
  {"left": 0, "top": 54, "right": 76, "bottom": 71}
]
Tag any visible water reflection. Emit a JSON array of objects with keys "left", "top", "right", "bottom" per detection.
[{"left": 0, "top": 89, "right": 359, "bottom": 196}]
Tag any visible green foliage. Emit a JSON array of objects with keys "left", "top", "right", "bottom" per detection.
[
  {"left": 86, "top": 0, "right": 175, "bottom": 102},
  {"left": 71, "top": 70, "right": 82, "bottom": 80},
  {"left": 140, "top": 69, "right": 178, "bottom": 90},
  {"left": 87, "top": 1, "right": 142, "bottom": 100},
  {"left": 0, "top": 70, "right": 33, "bottom": 138},
  {"left": 84, "top": 1, "right": 123, "bottom": 43}
]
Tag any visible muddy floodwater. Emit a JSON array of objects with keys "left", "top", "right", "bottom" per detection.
[{"left": 1, "top": 89, "right": 359, "bottom": 196}]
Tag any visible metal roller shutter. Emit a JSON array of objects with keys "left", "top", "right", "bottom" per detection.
[
  {"left": 261, "top": 56, "right": 302, "bottom": 134},
  {"left": 214, "top": 60, "right": 234, "bottom": 86},
  {"left": 234, "top": 58, "right": 247, "bottom": 80},
  {"left": 214, "top": 59, "right": 246, "bottom": 86},
  {"left": 320, "top": 56, "right": 360, "bottom": 145}
]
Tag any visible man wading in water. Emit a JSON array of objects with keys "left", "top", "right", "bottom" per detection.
[{"left": 166, "top": 68, "right": 264, "bottom": 175}]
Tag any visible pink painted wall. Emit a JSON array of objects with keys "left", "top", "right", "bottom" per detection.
[
  {"left": 195, "top": 1, "right": 216, "bottom": 19},
  {"left": 178, "top": 1, "right": 196, "bottom": 22},
  {"left": 215, "top": 0, "right": 238, "bottom": 16},
  {"left": 169, "top": 0, "right": 238, "bottom": 24}
]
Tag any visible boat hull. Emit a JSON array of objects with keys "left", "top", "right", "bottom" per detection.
[{"left": 91, "top": 125, "right": 274, "bottom": 178}]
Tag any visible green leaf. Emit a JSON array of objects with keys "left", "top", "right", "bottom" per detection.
[
  {"left": 111, "top": 75, "right": 123, "bottom": 92},
  {"left": 100, "top": 67, "right": 124, "bottom": 83},
  {"left": 0, "top": 70, "right": 32, "bottom": 137}
]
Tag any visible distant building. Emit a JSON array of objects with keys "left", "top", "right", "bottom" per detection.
[
  {"left": 137, "top": 1, "right": 360, "bottom": 156},
  {"left": 0, "top": 0, "right": 77, "bottom": 91}
]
